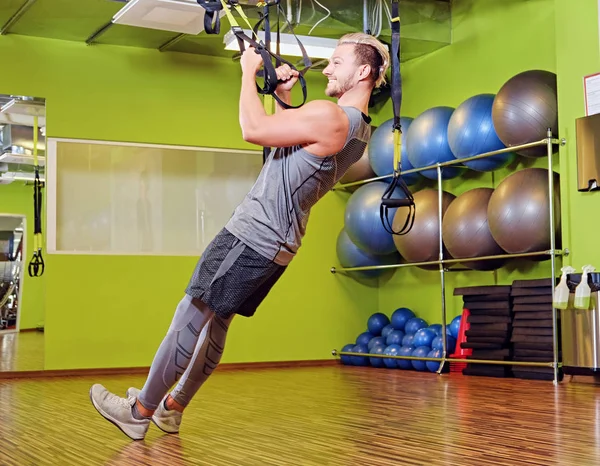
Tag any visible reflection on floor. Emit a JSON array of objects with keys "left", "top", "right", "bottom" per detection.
[{"left": 0, "top": 331, "right": 44, "bottom": 372}]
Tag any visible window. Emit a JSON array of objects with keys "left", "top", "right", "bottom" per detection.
[{"left": 46, "top": 138, "right": 262, "bottom": 255}]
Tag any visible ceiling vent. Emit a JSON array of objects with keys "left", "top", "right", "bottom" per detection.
[{"left": 112, "top": 0, "right": 225, "bottom": 35}]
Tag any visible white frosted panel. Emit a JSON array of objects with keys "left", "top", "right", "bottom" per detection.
[{"left": 52, "top": 140, "right": 262, "bottom": 255}]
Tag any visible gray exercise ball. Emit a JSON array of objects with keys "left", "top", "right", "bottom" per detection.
[
  {"left": 442, "top": 187, "right": 507, "bottom": 271},
  {"left": 487, "top": 168, "right": 561, "bottom": 254},
  {"left": 392, "top": 189, "right": 456, "bottom": 270},
  {"left": 492, "top": 69, "right": 558, "bottom": 158}
]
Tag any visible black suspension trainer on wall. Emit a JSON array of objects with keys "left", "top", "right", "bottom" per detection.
[
  {"left": 28, "top": 115, "right": 44, "bottom": 278},
  {"left": 197, "top": 0, "right": 313, "bottom": 163},
  {"left": 379, "top": 0, "right": 416, "bottom": 235}
]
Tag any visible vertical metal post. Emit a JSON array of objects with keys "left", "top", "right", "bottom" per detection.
[
  {"left": 437, "top": 164, "right": 448, "bottom": 373},
  {"left": 547, "top": 129, "right": 559, "bottom": 384},
  {"left": 363, "top": 0, "right": 369, "bottom": 33}
]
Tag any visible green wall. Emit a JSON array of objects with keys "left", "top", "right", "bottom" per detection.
[
  {"left": 373, "top": 0, "right": 559, "bottom": 325},
  {"left": 0, "top": 182, "right": 45, "bottom": 329},
  {"left": 554, "top": 0, "right": 600, "bottom": 269},
  {"left": 0, "top": 35, "right": 377, "bottom": 370}
]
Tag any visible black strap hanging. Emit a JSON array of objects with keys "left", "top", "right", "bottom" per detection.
[
  {"left": 197, "top": 0, "right": 312, "bottom": 110},
  {"left": 379, "top": 0, "right": 416, "bottom": 236},
  {"left": 28, "top": 116, "right": 44, "bottom": 277}
]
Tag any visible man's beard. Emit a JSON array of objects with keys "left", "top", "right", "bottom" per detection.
[{"left": 325, "top": 77, "right": 353, "bottom": 98}]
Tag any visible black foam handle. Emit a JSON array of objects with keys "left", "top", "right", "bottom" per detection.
[{"left": 381, "top": 199, "right": 413, "bottom": 208}]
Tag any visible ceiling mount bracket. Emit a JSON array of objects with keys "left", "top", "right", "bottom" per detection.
[
  {"left": 0, "top": 0, "right": 38, "bottom": 35},
  {"left": 158, "top": 33, "right": 187, "bottom": 52},
  {"left": 85, "top": 21, "right": 114, "bottom": 45}
]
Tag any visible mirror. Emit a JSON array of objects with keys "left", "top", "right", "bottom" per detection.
[{"left": 0, "top": 94, "right": 45, "bottom": 373}]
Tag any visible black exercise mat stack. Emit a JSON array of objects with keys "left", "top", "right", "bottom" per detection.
[
  {"left": 453, "top": 285, "right": 514, "bottom": 378},
  {"left": 510, "top": 278, "right": 561, "bottom": 381}
]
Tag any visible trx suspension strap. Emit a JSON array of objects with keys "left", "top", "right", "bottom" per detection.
[
  {"left": 28, "top": 115, "right": 44, "bottom": 277},
  {"left": 197, "top": 0, "right": 312, "bottom": 110},
  {"left": 380, "top": 0, "right": 416, "bottom": 235}
]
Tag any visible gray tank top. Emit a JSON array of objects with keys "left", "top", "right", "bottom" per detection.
[{"left": 225, "top": 105, "right": 372, "bottom": 266}]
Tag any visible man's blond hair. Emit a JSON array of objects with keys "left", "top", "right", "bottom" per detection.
[{"left": 337, "top": 32, "right": 390, "bottom": 88}]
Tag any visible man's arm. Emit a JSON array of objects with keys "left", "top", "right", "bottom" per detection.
[
  {"left": 275, "top": 90, "right": 291, "bottom": 113},
  {"left": 239, "top": 72, "right": 347, "bottom": 153}
]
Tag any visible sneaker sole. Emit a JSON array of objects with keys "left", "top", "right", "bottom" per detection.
[
  {"left": 89, "top": 388, "right": 146, "bottom": 441},
  {"left": 152, "top": 417, "right": 180, "bottom": 435}
]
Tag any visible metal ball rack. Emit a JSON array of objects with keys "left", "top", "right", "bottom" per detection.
[{"left": 330, "top": 129, "right": 567, "bottom": 384}]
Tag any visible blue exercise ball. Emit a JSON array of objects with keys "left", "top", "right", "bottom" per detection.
[
  {"left": 344, "top": 181, "right": 407, "bottom": 256},
  {"left": 429, "top": 324, "right": 443, "bottom": 336},
  {"left": 405, "top": 317, "right": 429, "bottom": 335},
  {"left": 406, "top": 106, "right": 465, "bottom": 180},
  {"left": 368, "top": 117, "right": 421, "bottom": 185},
  {"left": 356, "top": 331, "right": 374, "bottom": 346},
  {"left": 368, "top": 312, "right": 391, "bottom": 335},
  {"left": 381, "top": 324, "right": 395, "bottom": 339},
  {"left": 336, "top": 229, "right": 399, "bottom": 279},
  {"left": 426, "top": 349, "right": 442, "bottom": 372},
  {"left": 369, "top": 344, "right": 386, "bottom": 368},
  {"left": 413, "top": 328, "right": 437, "bottom": 348},
  {"left": 449, "top": 315, "right": 462, "bottom": 339},
  {"left": 411, "top": 346, "right": 431, "bottom": 371},
  {"left": 391, "top": 307, "right": 415, "bottom": 331},
  {"left": 351, "top": 344, "right": 370, "bottom": 366},
  {"left": 383, "top": 344, "right": 402, "bottom": 368},
  {"left": 432, "top": 334, "right": 457, "bottom": 353},
  {"left": 340, "top": 343, "right": 355, "bottom": 365},
  {"left": 397, "top": 345, "right": 414, "bottom": 369},
  {"left": 447, "top": 94, "right": 516, "bottom": 171},
  {"left": 402, "top": 333, "right": 414, "bottom": 347},
  {"left": 386, "top": 329, "right": 405, "bottom": 346},
  {"left": 368, "top": 336, "right": 387, "bottom": 350}
]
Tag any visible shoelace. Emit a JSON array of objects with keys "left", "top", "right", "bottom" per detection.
[{"left": 105, "top": 392, "right": 135, "bottom": 410}]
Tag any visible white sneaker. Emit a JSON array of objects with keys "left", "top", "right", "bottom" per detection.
[
  {"left": 89, "top": 384, "right": 150, "bottom": 441},
  {"left": 126, "top": 387, "right": 182, "bottom": 434}
]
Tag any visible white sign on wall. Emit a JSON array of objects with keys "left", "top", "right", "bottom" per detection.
[{"left": 584, "top": 72, "right": 600, "bottom": 116}]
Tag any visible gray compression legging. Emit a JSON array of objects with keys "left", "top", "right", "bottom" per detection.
[{"left": 138, "top": 294, "right": 233, "bottom": 411}]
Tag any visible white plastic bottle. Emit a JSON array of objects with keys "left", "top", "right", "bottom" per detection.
[
  {"left": 574, "top": 265, "right": 596, "bottom": 310},
  {"left": 553, "top": 266, "right": 575, "bottom": 309}
]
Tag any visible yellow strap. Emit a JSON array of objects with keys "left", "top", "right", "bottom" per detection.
[
  {"left": 33, "top": 115, "right": 38, "bottom": 167},
  {"left": 393, "top": 129, "right": 402, "bottom": 173},
  {"left": 219, "top": 0, "right": 259, "bottom": 41}
]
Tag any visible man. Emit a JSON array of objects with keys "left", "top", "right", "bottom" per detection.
[{"left": 90, "top": 32, "right": 390, "bottom": 441}]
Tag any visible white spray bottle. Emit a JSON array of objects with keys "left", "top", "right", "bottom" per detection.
[
  {"left": 553, "top": 265, "right": 576, "bottom": 309},
  {"left": 574, "top": 265, "right": 596, "bottom": 310}
]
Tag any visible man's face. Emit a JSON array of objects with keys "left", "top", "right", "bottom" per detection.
[{"left": 322, "top": 44, "right": 360, "bottom": 98}]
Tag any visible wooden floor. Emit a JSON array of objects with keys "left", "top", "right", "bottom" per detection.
[
  {"left": 0, "top": 331, "right": 44, "bottom": 372},
  {"left": 0, "top": 366, "right": 599, "bottom": 465}
]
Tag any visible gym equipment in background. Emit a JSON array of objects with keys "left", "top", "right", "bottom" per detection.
[
  {"left": 442, "top": 187, "right": 506, "bottom": 271},
  {"left": 487, "top": 168, "right": 561, "bottom": 254},
  {"left": 392, "top": 189, "right": 455, "bottom": 268},
  {"left": 331, "top": 67, "right": 563, "bottom": 383},
  {"left": 405, "top": 106, "right": 465, "bottom": 180},
  {"left": 368, "top": 117, "right": 420, "bottom": 186},
  {"left": 336, "top": 309, "right": 459, "bottom": 373},
  {"left": 447, "top": 94, "right": 515, "bottom": 171},
  {"left": 344, "top": 181, "right": 406, "bottom": 256},
  {"left": 335, "top": 228, "right": 399, "bottom": 280},
  {"left": 492, "top": 70, "right": 558, "bottom": 158}
]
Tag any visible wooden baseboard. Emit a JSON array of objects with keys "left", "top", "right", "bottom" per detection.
[{"left": 0, "top": 359, "right": 339, "bottom": 380}]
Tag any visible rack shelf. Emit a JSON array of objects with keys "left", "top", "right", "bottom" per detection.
[{"left": 331, "top": 131, "right": 566, "bottom": 383}]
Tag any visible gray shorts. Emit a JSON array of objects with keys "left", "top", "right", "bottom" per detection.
[{"left": 185, "top": 228, "right": 287, "bottom": 318}]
